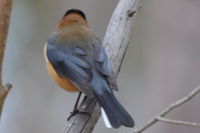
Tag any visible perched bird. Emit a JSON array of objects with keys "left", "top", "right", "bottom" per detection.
[{"left": 44, "top": 9, "right": 134, "bottom": 128}]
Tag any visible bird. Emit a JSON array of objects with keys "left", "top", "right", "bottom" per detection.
[{"left": 44, "top": 9, "right": 134, "bottom": 128}]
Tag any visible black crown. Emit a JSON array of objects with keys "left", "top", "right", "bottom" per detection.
[{"left": 64, "top": 9, "right": 86, "bottom": 20}]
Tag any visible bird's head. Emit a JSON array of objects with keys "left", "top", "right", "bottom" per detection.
[{"left": 57, "top": 9, "right": 88, "bottom": 29}]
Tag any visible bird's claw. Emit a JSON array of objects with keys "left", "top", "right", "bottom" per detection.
[{"left": 67, "top": 109, "right": 91, "bottom": 121}]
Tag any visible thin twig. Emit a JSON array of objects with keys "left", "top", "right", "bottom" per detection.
[
  {"left": 0, "top": 0, "right": 13, "bottom": 117},
  {"left": 133, "top": 86, "right": 200, "bottom": 133},
  {"left": 157, "top": 116, "right": 200, "bottom": 127}
]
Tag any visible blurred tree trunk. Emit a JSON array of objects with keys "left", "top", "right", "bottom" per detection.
[{"left": 0, "top": 0, "right": 13, "bottom": 117}]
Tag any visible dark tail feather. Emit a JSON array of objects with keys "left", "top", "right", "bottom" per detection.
[{"left": 93, "top": 87, "right": 134, "bottom": 128}]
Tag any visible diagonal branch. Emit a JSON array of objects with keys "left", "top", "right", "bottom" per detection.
[
  {"left": 133, "top": 85, "right": 200, "bottom": 133},
  {"left": 156, "top": 116, "right": 200, "bottom": 127},
  {"left": 64, "top": 0, "right": 140, "bottom": 132},
  {"left": 0, "top": 0, "right": 13, "bottom": 117}
]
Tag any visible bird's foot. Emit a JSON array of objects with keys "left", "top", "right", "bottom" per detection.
[{"left": 67, "top": 109, "right": 91, "bottom": 121}]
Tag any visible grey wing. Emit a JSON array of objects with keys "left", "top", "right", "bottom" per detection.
[
  {"left": 93, "top": 43, "right": 118, "bottom": 91},
  {"left": 47, "top": 44, "right": 93, "bottom": 96}
]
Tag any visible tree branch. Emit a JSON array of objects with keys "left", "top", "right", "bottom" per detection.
[
  {"left": 64, "top": 0, "right": 140, "bottom": 132},
  {"left": 0, "top": 0, "right": 13, "bottom": 117},
  {"left": 133, "top": 85, "right": 200, "bottom": 133},
  {"left": 156, "top": 116, "right": 200, "bottom": 127}
]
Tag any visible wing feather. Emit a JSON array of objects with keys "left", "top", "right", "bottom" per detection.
[
  {"left": 47, "top": 44, "right": 92, "bottom": 90},
  {"left": 93, "top": 44, "right": 118, "bottom": 91}
]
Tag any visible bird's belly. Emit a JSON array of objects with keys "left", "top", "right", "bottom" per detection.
[{"left": 46, "top": 62, "right": 79, "bottom": 92}]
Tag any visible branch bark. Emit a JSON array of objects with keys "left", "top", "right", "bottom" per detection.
[
  {"left": 0, "top": 0, "right": 13, "bottom": 117},
  {"left": 65, "top": 0, "right": 140, "bottom": 132}
]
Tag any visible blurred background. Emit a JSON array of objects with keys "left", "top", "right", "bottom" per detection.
[{"left": 1, "top": 0, "right": 200, "bottom": 133}]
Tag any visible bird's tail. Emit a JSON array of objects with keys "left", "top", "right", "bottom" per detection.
[{"left": 93, "top": 84, "right": 134, "bottom": 128}]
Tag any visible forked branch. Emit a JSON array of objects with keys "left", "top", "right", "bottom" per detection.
[{"left": 133, "top": 86, "right": 200, "bottom": 133}]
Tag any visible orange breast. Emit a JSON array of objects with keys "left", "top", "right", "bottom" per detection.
[{"left": 44, "top": 44, "right": 79, "bottom": 92}]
